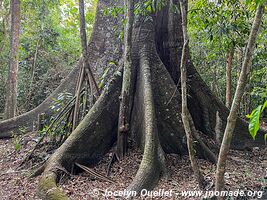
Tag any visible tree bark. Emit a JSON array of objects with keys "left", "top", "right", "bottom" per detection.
[
  {"left": 225, "top": 46, "right": 234, "bottom": 109},
  {"left": 215, "top": 2, "right": 266, "bottom": 196},
  {"left": 127, "top": 43, "right": 166, "bottom": 193},
  {"left": 4, "top": 0, "right": 20, "bottom": 119},
  {"left": 117, "top": 0, "right": 135, "bottom": 159}
]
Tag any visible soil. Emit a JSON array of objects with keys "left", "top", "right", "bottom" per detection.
[{"left": 0, "top": 133, "right": 266, "bottom": 200}]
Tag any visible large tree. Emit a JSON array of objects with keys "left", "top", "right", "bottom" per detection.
[{"left": 0, "top": 0, "right": 265, "bottom": 199}]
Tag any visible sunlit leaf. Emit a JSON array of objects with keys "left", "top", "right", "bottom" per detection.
[{"left": 247, "top": 105, "right": 262, "bottom": 140}]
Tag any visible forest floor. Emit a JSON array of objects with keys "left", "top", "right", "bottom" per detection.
[{"left": 0, "top": 133, "right": 266, "bottom": 200}]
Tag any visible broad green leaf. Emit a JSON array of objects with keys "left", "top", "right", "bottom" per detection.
[
  {"left": 248, "top": 105, "right": 262, "bottom": 140},
  {"left": 265, "top": 134, "right": 267, "bottom": 144}
]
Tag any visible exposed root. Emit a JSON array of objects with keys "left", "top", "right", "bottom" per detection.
[
  {"left": 127, "top": 44, "right": 166, "bottom": 194},
  {"left": 38, "top": 171, "right": 68, "bottom": 200},
  {"left": 191, "top": 88, "right": 213, "bottom": 135},
  {"left": 29, "top": 163, "right": 46, "bottom": 178},
  {"left": 187, "top": 116, "right": 218, "bottom": 164},
  {"left": 4, "top": 1, "right": 265, "bottom": 199},
  {"left": 152, "top": 57, "right": 187, "bottom": 154},
  {"left": 187, "top": 62, "right": 265, "bottom": 149},
  {"left": 38, "top": 69, "right": 122, "bottom": 199},
  {"left": 0, "top": 64, "right": 80, "bottom": 138},
  {"left": 20, "top": 97, "right": 76, "bottom": 167},
  {"left": 215, "top": 111, "right": 223, "bottom": 145},
  {"left": 194, "top": 131, "right": 218, "bottom": 164}
]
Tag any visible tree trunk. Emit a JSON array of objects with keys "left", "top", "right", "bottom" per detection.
[
  {"left": 4, "top": 0, "right": 20, "bottom": 119},
  {"left": 215, "top": 2, "right": 266, "bottom": 196},
  {"left": 0, "top": 1, "right": 265, "bottom": 199},
  {"left": 117, "top": 0, "right": 135, "bottom": 159},
  {"left": 225, "top": 47, "right": 234, "bottom": 109},
  {"left": 179, "top": 0, "right": 205, "bottom": 189}
]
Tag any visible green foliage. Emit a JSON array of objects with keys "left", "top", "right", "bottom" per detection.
[
  {"left": 103, "top": 0, "right": 168, "bottom": 19},
  {"left": 103, "top": 5, "right": 124, "bottom": 18},
  {"left": 12, "top": 134, "right": 22, "bottom": 151},
  {"left": 0, "top": 0, "right": 97, "bottom": 113},
  {"left": 245, "top": 0, "right": 265, "bottom": 6},
  {"left": 188, "top": 0, "right": 267, "bottom": 115},
  {"left": 38, "top": 92, "right": 75, "bottom": 145},
  {"left": 0, "top": 0, "right": 10, "bottom": 112},
  {"left": 189, "top": 0, "right": 252, "bottom": 50},
  {"left": 246, "top": 100, "right": 267, "bottom": 141},
  {"left": 50, "top": 92, "right": 73, "bottom": 113}
]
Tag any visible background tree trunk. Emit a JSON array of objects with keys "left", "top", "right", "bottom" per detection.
[
  {"left": 4, "top": 0, "right": 20, "bottom": 119},
  {"left": 73, "top": 0, "right": 101, "bottom": 131},
  {"left": 225, "top": 47, "right": 234, "bottom": 109}
]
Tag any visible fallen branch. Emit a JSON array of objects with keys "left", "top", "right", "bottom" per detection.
[
  {"left": 75, "top": 163, "right": 116, "bottom": 183},
  {"left": 72, "top": 65, "right": 85, "bottom": 131}
]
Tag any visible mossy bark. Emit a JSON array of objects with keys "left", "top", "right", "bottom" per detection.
[{"left": 38, "top": 172, "right": 68, "bottom": 200}]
